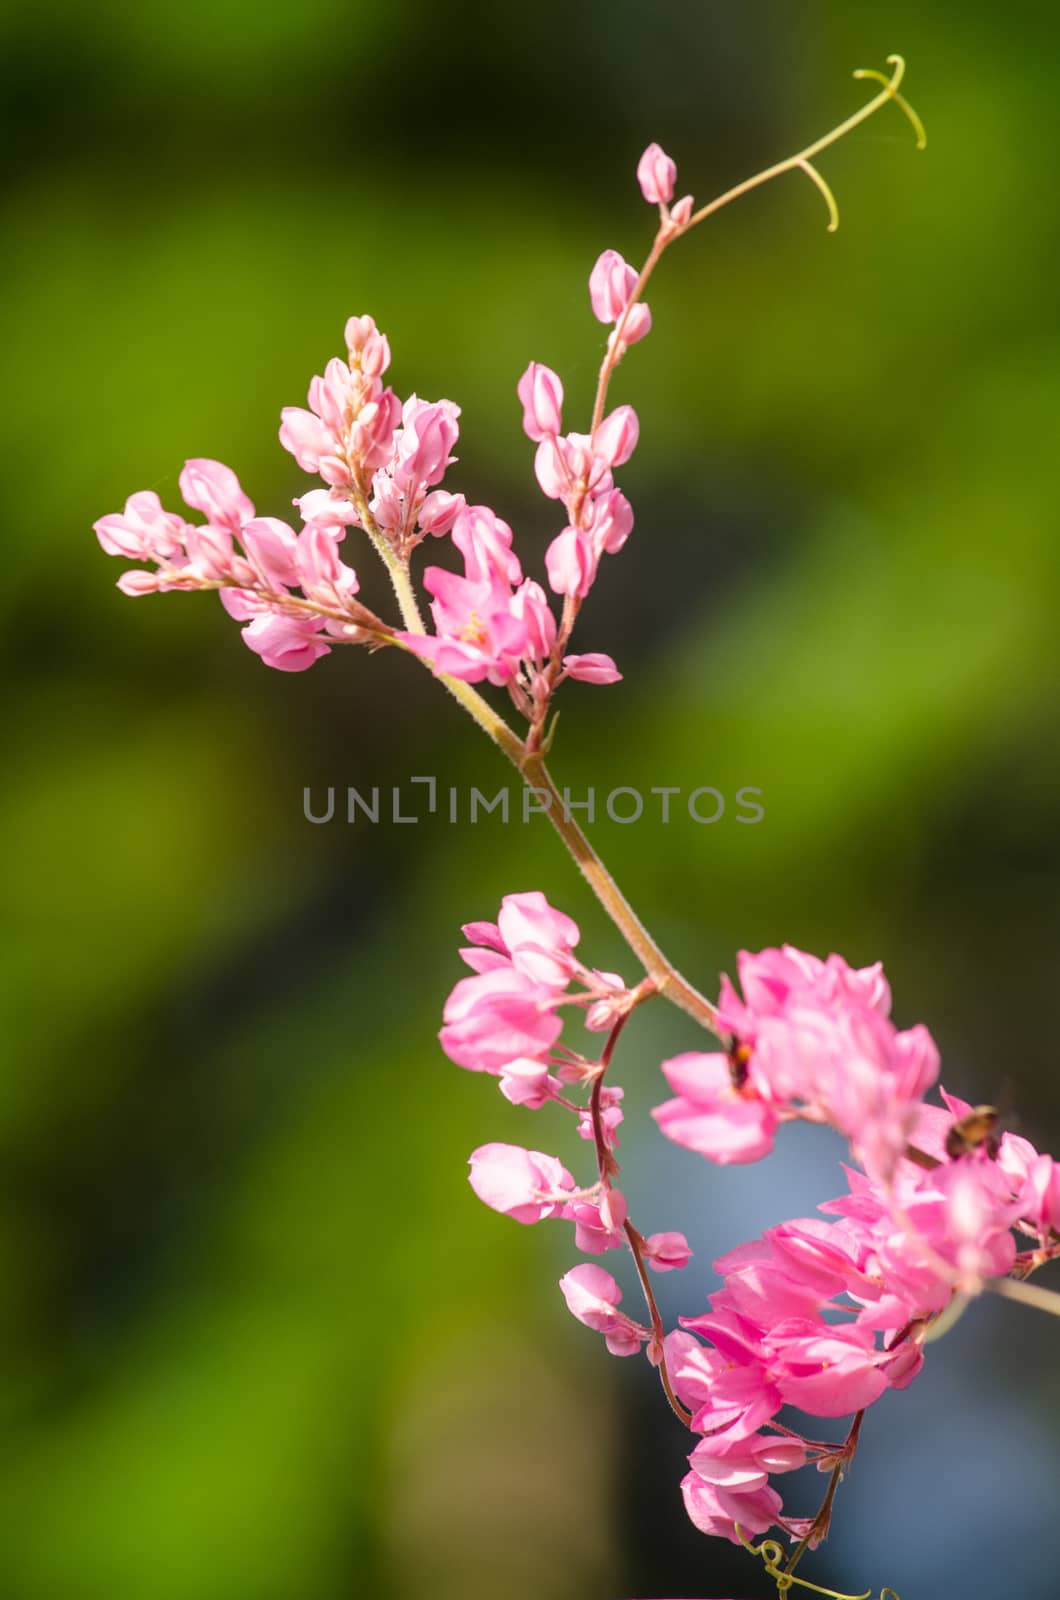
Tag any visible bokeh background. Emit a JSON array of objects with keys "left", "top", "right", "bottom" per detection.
[{"left": 3, "top": 2, "right": 1059, "bottom": 1596}]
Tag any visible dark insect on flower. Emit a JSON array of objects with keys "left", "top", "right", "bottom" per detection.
[{"left": 945, "top": 1105, "right": 1000, "bottom": 1160}]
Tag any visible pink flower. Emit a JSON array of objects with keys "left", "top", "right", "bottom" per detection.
[
  {"left": 558, "top": 1264, "right": 650, "bottom": 1357},
  {"left": 592, "top": 405, "right": 640, "bottom": 468},
  {"left": 765, "top": 1318, "right": 888, "bottom": 1415},
  {"left": 517, "top": 362, "right": 564, "bottom": 442},
  {"left": 653, "top": 1052, "right": 779, "bottom": 1164},
  {"left": 94, "top": 491, "right": 189, "bottom": 562},
  {"left": 637, "top": 142, "right": 677, "bottom": 205},
  {"left": 240, "top": 613, "right": 332, "bottom": 672},
  {"left": 451, "top": 505, "right": 522, "bottom": 585},
  {"left": 178, "top": 458, "right": 255, "bottom": 532},
  {"left": 643, "top": 1231, "right": 692, "bottom": 1272},
  {"left": 562, "top": 653, "right": 622, "bottom": 684},
  {"left": 398, "top": 566, "right": 530, "bottom": 685},
  {"left": 440, "top": 966, "right": 564, "bottom": 1074},
  {"left": 682, "top": 1432, "right": 805, "bottom": 1544},
  {"left": 563, "top": 1191, "right": 628, "bottom": 1253},
  {"left": 589, "top": 249, "right": 639, "bottom": 323},
  {"left": 468, "top": 1143, "right": 575, "bottom": 1224}
]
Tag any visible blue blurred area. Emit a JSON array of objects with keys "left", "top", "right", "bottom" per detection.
[{"left": 2, "top": 1, "right": 1059, "bottom": 1596}]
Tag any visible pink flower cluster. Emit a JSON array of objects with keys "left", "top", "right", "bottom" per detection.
[
  {"left": 448, "top": 907, "right": 1060, "bottom": 1549},
  {"left": 445, "top": 892, "right": 690, "bottom": 1269},
  {"left": 653, "top": 946, "right": 939, "bottom": 1178},
  {"left": 94, "top": 143, "right": 693, "bottom": 707},
  {"left": 93, "top": 459, "right": 379, "bottom": 671}
]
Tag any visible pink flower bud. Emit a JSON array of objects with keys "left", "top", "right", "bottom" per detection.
[
  {"left": 608, "top": 302, "right": 652, "bottom": 351},
  {"left": 182, "top": 523, "right": 236, "bottom": 582},
  {"left": 279, "top": 407, "right": 335, "bottom": 473},
  {"left": 534, "top": 436, "right": 568, "bottom": 500},
  {"left": 643, "top": 1231, "right": 693, "bottom": 1272},
  {"left": 562, "top": 652, "right": 622, "bottom": 684},
  {"left": 241, "top": 517, "right": 301, "bottom": 589},
  {"left": 517, "top": 362, "right": 564, "bottom": 441},
  {"left": 419, "top": 490, "right": 466, "bottom": 536},
  {"left": 637, "top": 142, "right": 677, "bottom": 204},
  {"left": 179, "top": 458, "right": 255, "bottom": 532},
  {"left": 593, "top": 405, "right": 640, "bottom": 467},
  {"left": 545, "top": 526, "right": 596, "bottom": 599},
  {"left": 586, "top": 488, "right": 634, "bottom": 554},
  {"left": 345, "top": 313, "right": 391, "bottom": 377},
  {"left": 589, "top": 249, "right": 638, "bottom": 324},
  {"left": 670, "top": 194, "right": 695, "bottom": 228},
  {"left": 116, "top": 569, "right": 163, "bottom": 596}
]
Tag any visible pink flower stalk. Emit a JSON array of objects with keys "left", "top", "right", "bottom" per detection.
[{"left": 636, "top": 142, "right": 677, "bottom": 206}]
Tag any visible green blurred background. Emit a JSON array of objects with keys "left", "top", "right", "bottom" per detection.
[{"left": 3, "top": 2, "right": 1059, "bottom": 1596}]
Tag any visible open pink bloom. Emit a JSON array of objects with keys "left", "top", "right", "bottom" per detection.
[
  {"left": 705, "top": 945, "right": 940, "bottom": 1178},
  {"left": 398, "top": 566, "right": 532, "bottom": 685},
  {"left": 440, "top": 966, "right": 564, "bottom": 1075},
  {"left": 559, "top": 1264, "right": 650, "bottom": 1357},
  {"left": 468, "top": 1143, "right": 575, "bottom": 1224},
  {"left": 653, "top": 1052, "right": 779, "bottom": 1164},
  {"left": 682, "top": 1432, "right": 806, "bottom": 1544},
  {"left": 637, "top": 142, "right": 677, "bottom": 205},
  {"left": 765, "top": 1318, "right": 888, "bottom": 1414},
  {"left": 464, "top": 889, "right": 582, "bottom": 985}
]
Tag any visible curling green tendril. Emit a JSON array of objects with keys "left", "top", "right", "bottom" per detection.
[
  {"left": 735, "top": 1528, "right": 900, "bottom": 1600},
  {"left": 789, "top": 55, "right": 926, "bottom": 233}
]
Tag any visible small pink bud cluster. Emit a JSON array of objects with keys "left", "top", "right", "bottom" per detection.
[
  {"left": 280, "top": 315, "right": 468, "bottom": 560},
  {"left": 280, "top": 314, "right": 402, "bottom": 489},
  {"left": 444, "top": 892, "right": 690, "bottom": 1270},
  {"left": 93, "top": 459, "right": 382, "bottom": 671},
  {"left": 636, "top": 140, "right": 695, "bottom": 228}
]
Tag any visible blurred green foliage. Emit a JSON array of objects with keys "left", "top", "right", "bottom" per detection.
[{"left": 2, "top": 2, "right": 1059, "bottom": 1596}]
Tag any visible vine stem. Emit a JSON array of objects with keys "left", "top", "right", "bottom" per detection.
[
  {"left": 363, "top": 489, "right": 721, "bottom": 1032},
  {"left": 356, "top": 54, "right": 925, "bottom": 1040},
  {"left": 589, "top": 1007, "right": 694, "bottom": 1427},
  {"left": 783, "top": 1410, "right": 865, "bottom": 1579}
]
